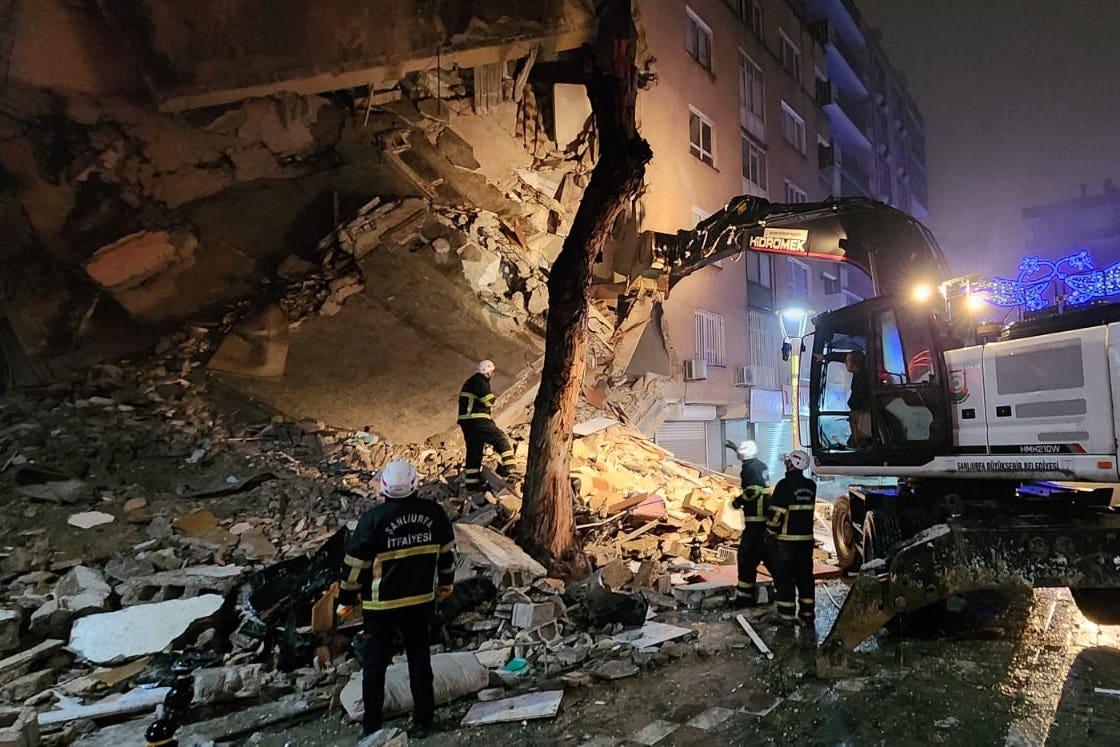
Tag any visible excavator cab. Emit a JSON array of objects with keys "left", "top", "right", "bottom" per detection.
[{"left": 809, "top": 296, "right": 953, "bottom": 467}]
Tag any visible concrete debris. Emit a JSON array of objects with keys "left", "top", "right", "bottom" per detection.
[
  {"left": 0, "top": 611, "right": 20, "bottom": 655},
  {"left": 0, "top": 640, "right": 64, "bottom": 684},
  {"left": 0, "top": 708, "right": 39, "bottom": 747},
  {"left": 84, "top": 229, "right": 201, "bottom": 322},
  {"left": 454, "top": 524, "right": 547, "bottom": 582},
  {"left": 593, "top": 660, "right": 640, "bottom": 681},
  {"left": 207, "top": 305, "right": 290, "bottom": 379},
  {"left": 29, "top": 567, "right": 112, "bottom": 637},
  {"left": 460, "top": 690, "right": 563, "bottom": 725},
  {"left": 192, "top": 664, "right": 264, "bottom": 704},
  {"left": 116, "top": 565, "right": 243, "bottom": 606},
  {"left": 355, "top": 727, "right": 409, "bottom": 747},
  {"left": 68, "top": 595, "right": 224, "bottom": 664},
  {"left": 66, "top": 512, "right": 115, "bottom": 530}
]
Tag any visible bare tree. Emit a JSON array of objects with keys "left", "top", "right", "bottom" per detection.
[{"left": 516, "top": 0, "right": 652, "bottom": 576}]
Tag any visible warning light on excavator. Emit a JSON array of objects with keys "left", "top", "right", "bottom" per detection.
[{"left": 965, "top": 292, "right": 988, "bottom": 313}]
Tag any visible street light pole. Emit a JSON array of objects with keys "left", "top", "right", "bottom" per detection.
[{"left": 777, "top": 308, "right": 812, "bottom": 451}]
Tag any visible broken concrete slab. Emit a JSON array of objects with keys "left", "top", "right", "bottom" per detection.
[
  {"left": 686, "top": 706, "right": 735, "bottom": 731},
  {"left": 632, "top": 719, "right": 679, "bottom": 745},
  {"left": 117, "top": 565, "right": 244, "bottom": 606},
  {"left": 30, "top": 566, "right": 112, "bottom": 637},
  {"left": 84, "top": 229, "right": 201, "bottom": 321},
  {"left": 1, "top": 669, "right": 55, "bottom": 703},
  {"left": 593, "top": 660, "right": 639, "bottom": 681},
  {"left": 192, "top": 664, "right": 263, "bottom": 704},
  {"left": 454, "top": 524, "right": 546, "bottom": 582},
  {"left": 38, "top": 686, "right": 170, "bottom": 727},
  {"left": 612, "top": 621, "right": 692, "bottom": 650},
  {"left": 0, "top": 708, "right": 39, "bottom": 747},
  {"left": 0, "top": 610, "right": 20, "bottom": 655},
  {"left": 68, "top": 595, "right": 224, "bottom": 664},
  {"left": 341, "top": 652, "right": 488, "bottom": 721},
  {"left": 207, "top": 305, "right": 291, "bottom": 379},
  {"left": 66, "top": 511, "right": 115, "bottom": 530},
  {"left": 511, "top": 602, "right": 558, "bottom": 630},
  {"left": 437, "top": 128, "right": 481, "bottom": 170},
  {"left": 0, "top": 640, "right": 63, "bottom": 685},
  {"left": 461, "top": 690, "right": 564, "bottom": 726},
  {"left": 17, "top": 479, "right": 87, "bottom": 505},
  {"left": 178, "top": 690, "right": 330, "bottom": 743},
  {"left": 355, "top": 727, "right": 408, "bottom": 747}
]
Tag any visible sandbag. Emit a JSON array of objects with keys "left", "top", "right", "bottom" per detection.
[{"left": 340, "top": 651, "right": 489, "bottom": 720}]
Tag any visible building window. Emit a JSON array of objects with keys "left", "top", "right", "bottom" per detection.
[
  {"left": 779, "top": 30, "right": 801, "bottom": 83},
  {"left": 738, "top": 51, "right": 765, "bottom": 138},
  {"left": 735, "top": 0, "right": 763, "bottom": 37},
  {"left": 780, "top": 102, "right": 806, "bottom": 154},
  {"left": 784, "top": 180, "right": 807, "bottom": 203},
  {"left": 787, "top": 258, "right": 810, "bottom": 298},
  {"left": 822, "top": 272, "right": 841, "bottom": 295},
  {"left": 685, "top": 8, "right": 713, "bottom": 71},
  {"left": 747, "top": 251, "right": 772, "bottom": 288},
  {"left": 748, "top": 310, "right": 781, "bottom": 388},
  {"left": 689, "top": 109, "right": 714, "bottom": 166},
  {"left": 741, "top": 135, "right": 767, "bottom": 193},
  {"left": 695, "top": 309, "right": 726, "bottom": 367}
]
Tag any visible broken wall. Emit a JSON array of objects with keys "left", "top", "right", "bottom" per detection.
[{"left": 96, "top": 0, "right": 597, "bottom": 111}]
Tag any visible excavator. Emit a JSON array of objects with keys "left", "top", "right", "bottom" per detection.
[{"left": 645, "top": 195, "right": 1120, "bottom": 668}]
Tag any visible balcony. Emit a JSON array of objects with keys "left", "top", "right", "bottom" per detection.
[
  {"left": 810, "top": 20, "right": 867, "bottom": 96},
  {"left": 839, "top": 158, "right": 870, "bottom": 196},
  {"left": 819, "top": 83, "right": 871, "bottom": 150}
]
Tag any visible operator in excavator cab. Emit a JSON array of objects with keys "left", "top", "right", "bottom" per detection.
[{"left": 728, "top": 440, "right": 770, "bottom": 607}]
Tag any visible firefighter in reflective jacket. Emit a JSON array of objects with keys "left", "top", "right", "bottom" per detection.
[
  {"left": 337, "top": 461, "right": 456, "bottom": 738},
  {"left": 458, "top": 360, "right": 516, "bottom": 492},
  {"left": 729, "top": 440, "right": 770, "bottom": 606},
  {"left": 765, "top": 449, "right": 816, "bottom": 625}
]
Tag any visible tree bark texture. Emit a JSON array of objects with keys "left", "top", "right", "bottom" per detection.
[{"left": 516, "top": 0, "right": 652, "bottom": 576}]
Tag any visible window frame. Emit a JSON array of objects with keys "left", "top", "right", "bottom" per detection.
[
  {"left": 787, "top": 256, "right": 811, "bottom": 298},
  {"left": 778, "top": 29, "right": 801, "bottom": 83},
  {"left": 695, "top": 309, "right": 727, "bottom": 367},
  {"left": 747, "top": 251, "right": 772, "bottom": 288},
  {"left": 738, "top": 50, "right": 766, "bottom": 138},
  {"left": 685, "top": 7, "right": 713, "bottom": 71},
  {"left": 741, "top": 134, "right": 767, "bottom": 193},
  {"left": 689, "top": 107, "right": 715, "bottom": 167},
  {"left": 780, "top": 101, "right": 807, "bottom": 154},
  {"left": 784, "top": 179, "right": 808, "bottom": 204}
]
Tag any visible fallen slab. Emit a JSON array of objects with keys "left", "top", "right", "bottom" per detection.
[
  {"left": 454, "top": 524, "right": 546, "bottom": 582},
  {"left": 180, "top": 690, "right": 331, "bottom": 742},
  {"left": 68, "top": 595, "right": 224, "bottom": 664},
  {"left": 612, "top": 621, "right": 692, "bottom": 650},
  {"left": 460, "top": 690, "right": 563, "bottom": 726},
  {"left": 0, "top": 640, "right": 63, "bottom": 684},
  {"left": 340, "top": 652, "right": 488, "bottom": 721},
  {"left": 38, "top": 686, "right": 170, "bottom": 727}
]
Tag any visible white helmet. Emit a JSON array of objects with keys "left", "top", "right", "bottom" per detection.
[
  {"left": 736, "top": 440, "right": 758, "bottom": 460},
  {"left": 379, "top": 460, "right": 418, "bottom": 499},
  {"left": 477, "top": 360, "right": 495, "bottom": 376},
  {"left": 787, "top": 450, "right": 810, "bottom": 471}
]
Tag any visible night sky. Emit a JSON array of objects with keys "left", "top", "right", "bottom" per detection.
[{"left": 858, "top": 0, "right": 1120, "bottom": 280}]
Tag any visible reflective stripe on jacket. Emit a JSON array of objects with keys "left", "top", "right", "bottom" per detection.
[{"left": 458, "top": 372, "right": 495, "bottom": 421}]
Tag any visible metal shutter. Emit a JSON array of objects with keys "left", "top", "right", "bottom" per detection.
[
  {"left": 753, "top": 421, "right": 793, "bottom": 482},
  {"left": 655, "top": 420, "right": 709, "bottom": 468}
]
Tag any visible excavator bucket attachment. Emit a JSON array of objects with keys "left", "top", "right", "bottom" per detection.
[{"left": 817, "top": 511, "right": 1120, "bottom": 676}]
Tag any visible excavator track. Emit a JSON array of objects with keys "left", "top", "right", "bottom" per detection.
[{"left": 817, "top": 509, "right": 1120, "bottom": 676}]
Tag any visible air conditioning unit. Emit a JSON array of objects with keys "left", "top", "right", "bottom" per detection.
[
  {"left": 684, "top": 358, "right": 708, "bottom": 381},
  {"left": 733, "top": 365, "right": 759, "bottom": 387}
]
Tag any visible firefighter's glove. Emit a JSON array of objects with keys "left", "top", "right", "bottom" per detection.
[
  {"left": 731, "top": 494, "right": 746, "bottom": 510},
  {"left": 435, "top": 584, "right": 454, "bottom": 601},
  {"left": 335, "top": 604, "right": 358, "bottom": 619}
]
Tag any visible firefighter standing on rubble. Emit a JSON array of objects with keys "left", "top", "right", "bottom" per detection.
[
  {"left": 728, "top": 440, "right": 770, "bottom": 607},
  {"left": 458, "top": 359, "right": 517, "bottom": 492},
  {"left": 336, "top": 460, "right": 456, "bottom": 738},
  {"left": 766, "top": 449, "right": 817, "bottom": 626}
]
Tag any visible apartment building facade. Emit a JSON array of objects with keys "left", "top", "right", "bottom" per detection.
[{"left": 571, "top": 0, "right": 927, "bottom": 477}]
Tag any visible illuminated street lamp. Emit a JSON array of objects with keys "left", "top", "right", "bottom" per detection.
[
  {"left": 911, "top": 283, "right": 934, "bottom": 303},
  {"left": 777, "top": 308, "right": 812, "bottom": 451}
]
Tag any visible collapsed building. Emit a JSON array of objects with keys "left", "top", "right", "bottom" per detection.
[{"left": 0, "top": 2, "right": 850, "bottom": 743}]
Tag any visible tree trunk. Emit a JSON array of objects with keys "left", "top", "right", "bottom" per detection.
[{"left": 516, "top": 0, "right": 652, "bottom": 576}]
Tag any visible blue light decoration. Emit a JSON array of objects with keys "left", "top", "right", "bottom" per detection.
[{"left": 982, "top": 250, "right": 1120, "bottom": 311}]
